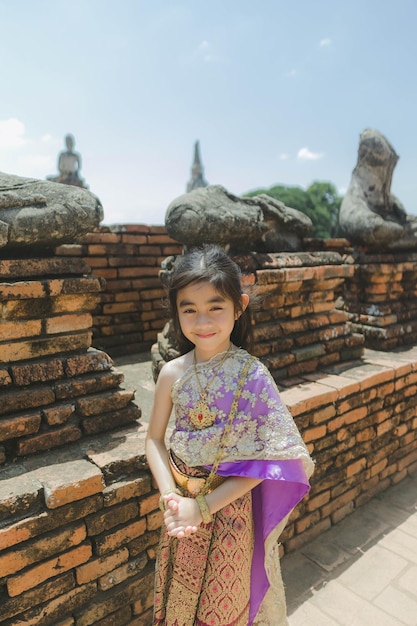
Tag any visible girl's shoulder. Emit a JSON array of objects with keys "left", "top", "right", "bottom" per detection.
[{"left": 158, "top": 351, "right": 193, "bottom": 387}]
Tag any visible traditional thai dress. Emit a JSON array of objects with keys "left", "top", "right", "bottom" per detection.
[{"left": 153, "top": 347, "right": 314, "bottom": 626}]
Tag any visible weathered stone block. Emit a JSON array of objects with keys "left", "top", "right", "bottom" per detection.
[{"left": 32, "top": 460, "right": 105, "bottom": 509}]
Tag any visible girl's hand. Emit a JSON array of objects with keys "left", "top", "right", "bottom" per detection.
[{"left": 163, "top": 493, "right": 202, "bottom": 538}]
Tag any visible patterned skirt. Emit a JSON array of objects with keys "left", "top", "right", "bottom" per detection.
[{"left": 153, "top": 458, "right": 253, "bottom": 626}]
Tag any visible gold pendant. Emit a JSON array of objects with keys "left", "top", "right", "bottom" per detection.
[{"left": 189, "top": 398, "right": 216, "bottom": 429}]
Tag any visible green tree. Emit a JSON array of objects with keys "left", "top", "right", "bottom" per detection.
[{"left": 245, "top": 181, "right": 342, "bottom": 238}]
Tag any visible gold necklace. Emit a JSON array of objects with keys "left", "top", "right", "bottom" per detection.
[{"left": 189, "top": 344, "right": 232, "bottom": 429}]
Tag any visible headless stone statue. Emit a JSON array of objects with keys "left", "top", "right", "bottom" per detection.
[
  {"left": 338, "top": 129, "right": 417, "bottom": 250},
  {"left": 0, "top": 171, "right": 102, "bottom": 249},
  {"left": 47, "top": 134, "right": 87, "bottom": 188},
  {"left": 165, "top": 184, "right": 312, "bottom": 252}
]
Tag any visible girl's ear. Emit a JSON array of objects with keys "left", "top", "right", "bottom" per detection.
[{"left": 236, "top": 293, "right": 250, "bottom": 319}]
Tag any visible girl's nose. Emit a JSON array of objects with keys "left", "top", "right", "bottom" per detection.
[{"left": 196, "top": 312, "right": 210, "bottom": 326}]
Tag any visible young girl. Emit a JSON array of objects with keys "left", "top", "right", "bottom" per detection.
[{"left": 146, "top": 246, "right": 314, "bottom": 626}]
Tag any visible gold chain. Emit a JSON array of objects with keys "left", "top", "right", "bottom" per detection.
[
  {"left": 200, "top": 356, "right": 255, "bottom": 496},
  {"left": 189, "top": 343, "right": 232, "bottom": 429}
]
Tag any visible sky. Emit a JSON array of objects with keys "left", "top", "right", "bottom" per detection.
[{"left": 1, "top": 0, "right": 417, "bottom": 226}]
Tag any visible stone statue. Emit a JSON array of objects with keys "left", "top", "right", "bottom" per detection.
[
  {"left": 338, "top": 128, "right": 417, "bottom": 250},
  {"left": 0, "top": 171, "right": 103, "bottom": 248},
  {"left": 165, "top": 184, "right": 312, "bottom": 252},
  {"left": 47, "top": 134, "right": 88, "bottom": 188}
]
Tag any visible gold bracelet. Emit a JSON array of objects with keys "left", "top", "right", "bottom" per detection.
[
  {"left": 159, "top": 488, "right": 181, "bottom": 512},
  {"left": 195, "top": 494, "right": 212, "bottom": 524}
]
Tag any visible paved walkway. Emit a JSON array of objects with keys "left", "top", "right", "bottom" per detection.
[{"left": 114, "top": 354, "right": 417, "bottom": 626}]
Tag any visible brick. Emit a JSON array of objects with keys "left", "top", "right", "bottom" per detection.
[
  {"left": 81, "top": 405, "right": 141, "bottom": 436},
  {"left": 397, "top": 448, "right": 417, "bottom": 471},
  {"left": 94, "top": 519, "right": 147, "bottom": 556},
  {"left": 147, "top": 509, "right": 164, "bottom": 531},
  {"left": 76, "top": 548, "right": 129, "bottom": 584},
  {"left": 55, "top": 243, "right": 86, "bottom": 255},
  {"left": 0, "top": 572, "right": 75, "bottom": 621},
  {"left": 86, "top": 501, "right": 139, "bottom": 536},
  {"left": 346, "top": 457, "right": 367, "bottom": 477},
  {"left": 0, "top": 495, "right": 102, "bottom": 551},
  {"left": 17, "top": 425, "right": 82, "bottom": 457},
  {"left": 92, "top": 606, "right": 133, "bottom": 626},
  {"left": 376, "top": 419, "right": 394, "bottom": 437},
  {"left": 75, "top": 573, "right": 147, "bottom": 626},
  {"left": 64, "top": 349, "right": 113, "bottom": 377},
  {"left": 0, "top": 386, "right": 55, "bottom": 416},
  {"left": 12, "top": 581, "right": 97, "bottom": 625},
  {"left": 355, "top": 426, "right": 375, "bottom": 442},
  {"left": 0, "top": 318, "right": 42, "bottom": 340},
  {"left": 320, "top": 486, "right": 361, "bottom": 518},
  {"left": 0, "top": 522, "right": 86, "bottom": 577},
  {"left": 42, "top": 403, "right": 76, "bottom": 425},
  {"left": 285, "top": 517, "right": 331, "bottom": 553},
  {"left": 2, "top": 294, "right": 96, "bottom": 320},
  {"left": 0, "top": 279, "right": 46, "bottom": 300},
  {"left": 120, "top": 234, "right": 148, "bottom": 245},
  {"left": 103, "top": 474, "right": 151, "bottom": 507},
  {"left": 77, "top": 389, "right": 135, "bottom": 417},
  {"left": 303, "top": 425, "right": 326, "bottom": 443},
  {"left": 99, "top": 553, "right": 148, "bottom": 591},
  {"left": 138, "top": 492, "right": 159, "bottom": 517},
  {"left": 45, "top": 313, "right": 92, "bottom": 334},
  {"left": 54, "top": 371, "right": 124, "bottom": 400},
  {"left": 32, "top": 460, "right": 105, "bottom": 509},
  {"left": 281, "top": 382, "right": 338, "bottom": 417},
  {"left": 0, "top": 332, "right": 92, "bottom": 363},
  {"left": 81, "top": 232, "right": 122, "bottom": 243},
  {"left": 305, "top": 490, "right": 331, "bottom": 512},
  {"left": 331, "top": 501, "right": 355, "bottom": 524},
  {"left": 0, "top": 411, "right": 41, "bottom": 442},
  {"left": 11, "top": 358, "right": 65, "bottom": 385},
  {"left": 0, "top": 257, "right": 89, "bottom": 279},
  {"left": 128, "top": 529, "right": 160, "bottom": 558},
  {"left": 370, "top": 458, "right": 388, "bottom": 477},
  {"left": 303, "top": 372, "right": 361, "bottom": 397},
  {"left": 0, "top": 472, "right": 43, "bottom": 522},
  {"left": 48, "top": 277, "right": 103, "bottom": 296},
  {"left": 0, "top": 367, "right": 12, "bottom": 385},
  {"left": 7, "top": 543, "right": 93, "bottom": 596}
]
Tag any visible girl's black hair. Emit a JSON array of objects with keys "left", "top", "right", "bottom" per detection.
[{"left": 168, "top": 245, "right": 254, "bottom": 354}]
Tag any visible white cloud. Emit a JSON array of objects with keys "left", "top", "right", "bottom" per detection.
[
  {"left": 0, "top": 118, "right": 58, "bottom": 179},
  {"left": 297, "top": 147, "right": 324, "bottom": 161},
  {"left": 195, "top": 40, "right": 218, "bottom": 63},
  {"left": 319, "top": 38, "right": 331, "bottom": 47},
  {"left": 41, "top": 133, "right": 54, "bottom": 143},
  {"left": 0, "top": 118, "right": 27, "bottom": 149}
]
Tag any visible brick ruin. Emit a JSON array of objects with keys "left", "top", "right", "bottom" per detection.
[
  {"left": 1, "top": 228, "right": 417, "bottom": 625},
  {"left": 56, "top": 225, "right": 182, "bottom": 356},
  {"left": 344, "top": 250, "right": 417, "bottom": 350}
]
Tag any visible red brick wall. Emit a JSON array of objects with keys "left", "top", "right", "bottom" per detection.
[
  {"left": 1, "top": 234, "right": 417, "bottom": 625},
  {"left": 343, "top": 251, "right": 417, "bottom": 349},
  {"left": 0, "top": 256, "right": 140, "bottom": 466},
  {"left": 56, "top": 225, "right": 182, "bottom": 356},
  {"left": 1, "top": 351, "right": 416, "bottom": 624}
]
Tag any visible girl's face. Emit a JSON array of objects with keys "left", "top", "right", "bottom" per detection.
[{"left": 176, "top": 281, "right": 248, "bottom": 361}]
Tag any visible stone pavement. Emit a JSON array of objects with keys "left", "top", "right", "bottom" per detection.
[{"left": 114, "top": 353, "right": 417, "bottom": 626}]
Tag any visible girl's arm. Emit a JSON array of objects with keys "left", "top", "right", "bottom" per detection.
[
  {"left": 164, "top": 476, "right": 263, "bottom": 538},
  {"left": 145, "top": 362, "right": 178, "bottom": 496}
]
